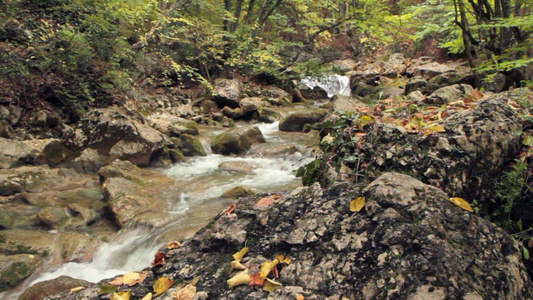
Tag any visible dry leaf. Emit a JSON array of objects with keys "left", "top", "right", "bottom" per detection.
[
  {"left": 126, "top": 271, "right": 147, "bottom": 286},
  {"left": 273, "top": 195, "right": 281, "bottom": 200},
  {"left": 356, "top": 115, "right": 375, "bottom": 130},
  {"left": 224, "top": 204, "right": 236, "bottom": 214},
  {"left": 263, "top": 278, "right": 282, "bottom": 292},
  {"left": 172, "top": 284, "right": 196, "bottom": 300},
  {"left": 109, "top": 275, "right": 124, "bottom": 286},
  {"left": 350, "top": 196, "right": 365, "bottom": 212},
  {"left": 449, "top": 197, "right": 474, "bottom": 212},
  {"left": 152, "top": 251, "right": 165, "bottom": 267},
  {"left": 153, "top": 277, "right": 175, "bottom": 297},
  {"left": 111, "top": 291, "right": 131, "bottom": 300},
  {"left": 233, "top": 247, "right": 249, "bottom": 262},
  {"left": 99, "top": 285, "right": 117, "bottom": 295},
  {"left": 123, "top": 272, "right": 140, "bottom": 285},
  {"left": 260, "top": 259, "right": 279, "bottom": 279},
  {"left": 248, "top": 273, "right": 264, "bottom": 286},
  {"left": 231, "top": 260, "right": 247, "bottom": 270},
  {"left": 297, "top": 294, "right": 305, "bottom": 300},
  {"left": 276, "top": 254, "right": 291, "bottom": 265},
  {"left": 168, "top": 241, "right": 181, "bottom": 249},
  {"left": 257, "top": 197, "right": 276, "bottom": 207},
  {"left": 140, "top": 293, "right": 153, "bottom": 300},
  {"left": 227, "top": 269, "right": 250, "bottom": 288},
  {"left": 423, "top": 124, "right": 446, "bottom": 132},
  {"left": 69, "top": 286, "right": 85, "bottom": 293}
]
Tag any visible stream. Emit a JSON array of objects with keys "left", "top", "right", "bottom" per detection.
[{"left": 2, "top": 77, "right": 345, "bottom": 299}]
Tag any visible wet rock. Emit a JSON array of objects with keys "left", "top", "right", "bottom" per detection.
[
  {"left": 257, "top": 107, "right": 279, "bottom": 123},
  {"left": 0, "top": 207, "right": 14, "bottom": 229},
  {"left": 218, "top": 161, "right": 259, "bottom": 174},
  {"left": 279, "top": 110, "right": 327, "bottom": 132},
  {"left": 168, "top": 149, "right": 186, "bottom": 163},
  {"left": 98, "top": 160, "right": 144, "bottom": 184},
  {"left": 297, "top": 84, "right": 328, "bottom": 100},
  {"left": 404, "top": 77, "right": 427, "bottom": 95},
  {"left": 213, "top": 78, "right": 241, "bottom": 108},
  {"left": 425, "top": 84, "right": 474, "bottom": 105},
  {"left": 63, "top": 108, "right": 170, "bottom": 168},
  {"left": 329, "top": 95, "right": 367, "bottom": 114},
  {"left": 221, "top": 186, "right": 256, "bottom": 198},
  {"left": 170, "top": 134, "right": 207, "bottom": 157},
  {"left": 248, "top": 143, "right": 298, "bottom": 158},
  {"left": 362, "top": 96, "right": 522, "bottom": 203},
  {"left": 169, "top": 122, "right": 199, "bottom": 137},
  {"left": 37, "top": 206, "right": 71, "bottom": 229},
  {"left": 211, "top": 126, "right": 266, "bottom": 155},
  {"left": 222, "top": 104, "right": 258, "bottom": 120},
  {"left": 54, "top": 172, "right": 533, "bottom": 300},
  {"left": 0, "top": 138, "right": 40, "bottom": 169},
  {"left": 0, "top": 166, "right": 57, "bottom": 196},
  {"left": 0, "top": 254, "right": 43, "bottom": 292},
  {"left": 67, "top": 148, "right": 107, "bottom": 174},
  {"left": 20, "top": 275, "right": 92, "bottom": 300}
]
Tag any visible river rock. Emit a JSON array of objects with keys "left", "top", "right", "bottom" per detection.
[
  {"left": 98, "top": 159, "right": 144, "bottom": 184},
  {"left": 20, "top": 275, "right": 92, "bottom": 300},
  {"left": 0, "top": 254, "right": 43, "bottom": 292},
  {"left": 425, "top": 84, "right": 474, "bottom": 105},
  {"left": 0, "top": 166, "right": 57, "bottom": 196},
  {"left": 221, "top": 186, "right": 256, "bottom": 198},
  {"left": 297, "top": 84, "right": 328, "bottom": 100},
  {"left": 361, "top": 96, "right": 522, "bottom": 205},
  {"left": 404, "top": 77, "right": 427, "bottom": 95},
  {"left": 222, "top": 104, "right": 258, "bottom": 120},
  {"left": 37, "top": 206, "right": 71, "bottom": 229},
  {"left": 170, "top": 134, "right": 207, "bottom": 157},
  {"left": 0, "top": 138, "right": 40, "bottom": 169},
  {"left": 279, "top": 110, "right": 327, "bottom": 132},
  {"left": 51, "top": 172, "right": 533, "bottom": 299},
  {"left": 257, "top": 107, "right": 279, "bottom": 123},
  {"left": 218, "top": 161, "right": 259, "bottom": 174},
  {"left": 330, "top": 95, "right": 367, "bottom": 114},
  {"left": 63, "top": 108, "right": 170, "bottom": 168},
  {"left": 0, "top": 207, "right": 14, "bottom": 229},
  {"left": 248, "top": 143, "right": 298, "bottom": 158},
  {"left": 213, "top": 78, "right": 241, "bottom": 108},
  {"left": 426, "top": 71, "right": 462, "bottom": 94},
  {"left": 211, "top": 126, "right": 266, "bottom": 155}
]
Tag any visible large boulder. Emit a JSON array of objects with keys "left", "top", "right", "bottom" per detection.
[
  {"left": 329, "top": 95, "right": 367, "bottom": 114},
  {"left": 406, "top": 59, "right": 456, "bottom": 80},
  {"left": 213, "top": 78, "right": 241, "bottom": 108},
  {"left": 63, "top": 109, "right": 170, "bottom": 168},
  {"left": 20, "top": 276, "right": 92, "bottom": 300},
  {"left": 0, "top": 138, "right": 39, "bottom": 169},
  {"left": 170, "top": 134, "right": 207, "bottom": 157},
  {"left": 211, "top": 126, "right": 266, "bottom": 155},
  {"left": 52, "top": 172, "right": 533, "bottom": 299},
  {"left": 425, "top": 84, "right": 475, "bottom": 105},
  {"left": 279, "top": 110, "right": 327, "bottom": 132},
  {"left": 0, "top": 166, "right": 57, "bottom": 196},
  {"left": 361, "top": 96, "right": 522, "bottom": 205}
]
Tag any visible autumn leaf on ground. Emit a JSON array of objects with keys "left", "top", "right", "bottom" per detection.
[
  {"left": 152, "top": 251, "right": 165, "bottom": 267},
  {"left": 153, "top": 277, "right": 175, "bottom": 297},
  {"left": 350, "top": 196, "right": 365, "bottom": 212},
  {"left": 231, "top": 260, "right": 247, "bottom": 270},
  {"left": 224, "top": 204, "right": 236, "bottom": 214},
  {"left": 263, "top": 278, "right": 282, "bottom": 292},
  {"left": 111, "top": 291, "right": 131, "bottom": 300},
  {"left": 109, "top": 275, "right": 124, "bottom": 286},
  {"left": 228, "top": 269, "right": 250, "bottom": 288},
  {"left": 276, "top": 254, "right": 291, "bottom": 265},
  {"left": 172, "top": 283, "right": 196, "bottom": 300},
  {"left": 140, "top": 293, "right": 152, "bottom": 300},
  {"left": 127, "top": 271, "right": 147, "bottom": 286},
  {"left": 122, "top": 272, "right": 140, "bottom": 285},
  {"left": 297, "top": 294, "right": 305, "bottom": 300},
  {"left": 449, "top": 197, "right": 474, "bottom": 212},
  {"left": 168, "top": 241, "right": 181, "bottom": 249},
  {"left": 260, "top": 259, "right": 280, "bottom": 279},
  {"left": 257, "top": 197, "right": 276, "bottom": 207},
  {"left": 233, "top": 246, "right": 249, "bottom": 262},
  {"left": 99, "top": 285, "right": 117, "bottom": 295},
  {"left": 356, "top": 115, "right": 375, "bottom": 130},
  {"left": 423, "top": 124, "right": 446, "bottom": 133},
  {"left": 248, "top": 273, "right": 264, "bottom": 286},
  {"left": 69, "top": 286, "right": 85, "bottom": 293}
]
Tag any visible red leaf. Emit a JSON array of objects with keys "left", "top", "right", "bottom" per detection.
[
  {"left": 152, "top": 251, "right": 165, "bottom": 267},
  {"left": 248, "top": 273, "right": 264, "bottom": 286},
  {"left": 257, "top": 197, "right": 276, "bottom": 207},
  {"left": 224, "top": 204, "right": 236, "bottom": 214}
]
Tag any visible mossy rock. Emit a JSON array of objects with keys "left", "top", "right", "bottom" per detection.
[
  {"left": 170, "top": 134, "right": 207, "bottom": 157},
  {"left": 169, "top": 149, "right": 187, "bottom": 163},
  {"left": 221, "top": 186, "right": 256, "bottom": 198},
  {"left": 211, "top": 126, "right": 266, "bottom": 155},
  {"left": 0, "top": 254, "right": 43, "bottom": 292}
]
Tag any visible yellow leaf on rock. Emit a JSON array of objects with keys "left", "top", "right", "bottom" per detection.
[
  {"left": 123, "top": 272, "right": 140, "bottom": 285},
  {"left": 523, "top": 135, "right": 533, "bottom": 147},
  {"left": 263, "top": 278, "right": 282, "bottom": 292},
  {"left": 231, "top": 260, "right": 247, "bottom": 270},
  {"left": 227, "top": 269, "right": 250, "bottom": 288},
  {"left": 111, "top": 291, "right": 131, "bottom": 300},
  {"left": 140, "top": 293, "right": 153, "bottom": 300},
  {"left": 297, "top": 294, "right": 305, "bottom": 300},
  {"left": 449, "top": 197, "right": 474, "bottom": 212},
  {"left": 69, "top": 286, "right": 85, "bottom": 293},
  {"left": 233, "top": 247, "right": 249, "bottom": 262},
  {"left": 356, "top": 115, "right": 375, "bottom": 130},
  {"left": 423, "top": 124, "right": 446, "bottom": 132},
  {"left": 153, "top": 277, "right": 175, "bottom": 297},
  {"left": 350, "top": 196, "right": 365, "bottom": 212},
  {"left": 172, "top": 284, "right": 197, "bottom": 300},
  {"left": 260, "top": 259, "right": 280, "bottom": 279},
  {"left": 276, "top": 254, "right": 291, "bottom": 265},
  {"left": 168, "top": 241, "right": 181, "bottom": 249}
]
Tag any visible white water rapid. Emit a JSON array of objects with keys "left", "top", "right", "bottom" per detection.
[
  {"left": 6, "top": 120, "right": 315, "bottom": 299},
  {"left": 301, "top": 74, "right": 351, "bottom": 98}
]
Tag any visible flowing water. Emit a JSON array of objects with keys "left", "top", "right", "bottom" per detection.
[
  {"left": 6, "top": 120, "right": 316, "bottom": 298},
  {"left": 301, "top": 74, "right": 351, "bottom": 98}
]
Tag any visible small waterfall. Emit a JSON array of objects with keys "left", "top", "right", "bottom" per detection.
[{"left": 301, "top": 74, "right": 351, "bottom": 98}]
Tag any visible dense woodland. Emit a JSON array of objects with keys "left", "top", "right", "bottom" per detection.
[{"left": 1, "top": 0, "right": 531, "bottom": 118}]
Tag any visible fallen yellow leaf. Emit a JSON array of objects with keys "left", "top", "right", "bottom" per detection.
[
  {"left": 276, "top": 254, "right": 291, "bottom": 265},
  {"left": 168, "top": 241, "right": 181, "bottom": 249},
  {"left": 153, "top": 277, "right": 175, "bottom": 297},
  {"left": 172, "top": 284, "right": 196, "bottom": 300},
  {"left": 263, "top": 278, "right": 282, "bottom": 292},
  {"left": 123, "top": 272, "right": 140, "bottom": 285},
  {"left": 260, "top": 259, "right": 279, "bottom": 279},
  {"left": 231, "top": 260, "right": 247, "bottom": 270},
  {"left": 423, "top": 124, "right": 446, "bottom": 132},
  {"left": 297, "top": 294, "right": 305, "bottom": 300},
  {"left": 227, "top": 269, "right": 250, "bottom": 288},
  {"left": 449, "top": 197, "right": 474, "bottom": 212},
  {"left": 69, "top": 286, "right": 85, "bottom": 293},
  {"left": 140, "top": 293, "right": 153, "bottom": 300},
  {"left": 356, "top": 115, "right": 375, "bottom": 130},
  {"left": 350, "top": 196, "right": 365, "bottom": 212},
  {"left": 111, "top": 291, "right": 131, "bottom": 300},
  {"left": 233, "top": 247, "right": 249, "bottom": 262}
]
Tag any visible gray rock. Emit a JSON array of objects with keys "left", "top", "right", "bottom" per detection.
[
  {"left": 37, "top": 206, "right": 71, "bottom": 229},
  {"left": 211, "top": 126, "right": 266, "bottom": 155},
  {"left": 425, "top": 84, "right": 474, "bottom": 105},
  {"left": 0, "top": 207, "right": 14, "bottom": 229},
  {"left": 213, "top": 78, "right": 241, "bottom": 108},
  {"left": 218, "top": 161, "right": 259, "bottom": 174},
  {"left": 0, "top": 138, "right": 39, "bottom": 169},
  {"left": 330, "top": 95, "right": 367, "bottom": 114},
  {"left": 279, "top": 110, "right": 327, "bottom": 132},
  {"left": 0, "top": 254, "right": 43, "bottom": 292},
  {"left": 404, "top": 77, "right": 427, "bottom": 95}
]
